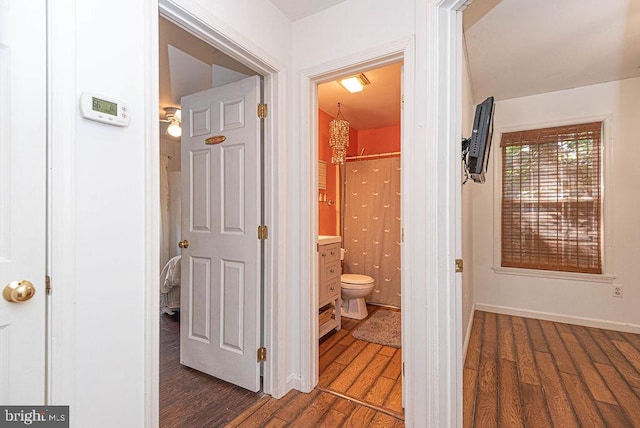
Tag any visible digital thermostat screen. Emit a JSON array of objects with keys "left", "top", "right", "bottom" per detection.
[{"left": 92, "top": 97, "right": 117, "bottom": 116}]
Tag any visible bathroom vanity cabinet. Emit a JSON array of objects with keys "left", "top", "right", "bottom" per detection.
[{"left": 318, "top": 240, "right": 341, "bottom": 338}]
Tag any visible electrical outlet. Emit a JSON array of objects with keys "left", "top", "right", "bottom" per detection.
[{"left": 613, "top": 285, "right": 623, "bottom": 298}]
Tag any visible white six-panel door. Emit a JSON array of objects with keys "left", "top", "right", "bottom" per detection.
[
  {"left": 180, "top": 76, "right": 262, "bottom": 392},
  {"left": 0, "top": 0, "right": 47, "bottom": 403}
]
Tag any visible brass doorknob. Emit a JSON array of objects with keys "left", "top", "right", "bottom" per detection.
[
  {"left": 3, "top": 280, "right": 36, "bottom": 303},
  {"left": 178, "top": 240, "right": 190, "bottom": 249}
]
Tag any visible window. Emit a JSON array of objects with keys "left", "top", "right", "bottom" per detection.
[{"left": 501, "top": 122, "right": 602, "bottom": 274}]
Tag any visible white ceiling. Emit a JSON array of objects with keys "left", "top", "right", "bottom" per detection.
[
  {"left": 268, "top": 0, "right": 348, "bottom": 21},
  {"left": 465, "top": 0, "right": 640, "bottom": 102}
]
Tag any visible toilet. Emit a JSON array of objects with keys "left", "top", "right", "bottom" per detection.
[{"left": 340, "top": 273, "right": 375, "bottom": 320}]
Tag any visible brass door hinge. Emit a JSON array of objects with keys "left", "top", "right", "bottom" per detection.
[
  {"left": 258, "top": 225, "right": 268, "bottom": 240},
  {"left": 257, "top": 346, "right": 267, "bottom": 362},
  {"left": 45, "top": 275, "right": 51, "bottom": 295},
  {"left": 455, "top": 259, "right": 464, "bottom": 273},
  {"left": 257, "top": 103, "right": 268, "bottom": 119}
]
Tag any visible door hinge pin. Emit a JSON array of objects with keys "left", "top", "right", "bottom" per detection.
[
  {"left": 257, "top": 103, "right": 268, "bottom": 119},
  {"left": 258, "top": 346, "right": 267, "bottom": 362},
  {"left": 45, "top": 275, "right": 51, "bottom": 295},
  {"left": 455, "top": 259, "right": 464, "bottom": 273}
]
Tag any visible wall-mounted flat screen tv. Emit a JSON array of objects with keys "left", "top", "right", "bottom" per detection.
[{"left": 463, "top": 96, "right": 495, "bottom": 184}]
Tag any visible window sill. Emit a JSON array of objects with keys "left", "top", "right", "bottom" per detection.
[{"left": 492, "top": 266, "right": 616, "bottom": 284}]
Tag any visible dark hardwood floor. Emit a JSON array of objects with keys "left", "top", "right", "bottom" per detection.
[
  {"left": 464, "top": 310, "right": 640, "bottom": 427},
  {"left": 159, "top": 313, "right": 264, "bottom": 427}
]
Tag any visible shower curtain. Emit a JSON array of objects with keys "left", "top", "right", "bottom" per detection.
[{"left": 343, "top": 157, "right": 401, "bottom": 307}]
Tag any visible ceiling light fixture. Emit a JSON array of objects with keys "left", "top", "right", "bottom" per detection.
[
  {"left": 161, "top": 107, "right": 182, "bottom": 138},
  {"left": 329, "top": 103, "right": 349, "bottom": 164},
  {"left": 338, "top": 73, "right": 371, "bottom": 93}
]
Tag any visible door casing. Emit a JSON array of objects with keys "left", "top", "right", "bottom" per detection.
[{"left": 302, "top": 46, "right": 409, "bottom": 392}]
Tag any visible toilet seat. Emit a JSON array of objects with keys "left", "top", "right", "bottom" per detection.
[{"left": 341, "top": 274, "right": 374, "bottom": 287}]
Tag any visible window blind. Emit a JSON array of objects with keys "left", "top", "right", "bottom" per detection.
[{"left": 501, "top": 122, "right": 602, "bottom": 274}]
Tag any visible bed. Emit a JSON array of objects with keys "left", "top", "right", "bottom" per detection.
[{"left": 160, "top": 255, "right": 181, "bottom": 315}]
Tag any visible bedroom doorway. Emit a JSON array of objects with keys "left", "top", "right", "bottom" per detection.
[{"left": 157, "top": 12, "right": 273, "bottom": 425}]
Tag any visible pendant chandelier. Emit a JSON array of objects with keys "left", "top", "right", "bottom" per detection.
[{"left": 329, "top": 103, "right": 349, "bottom": 164}]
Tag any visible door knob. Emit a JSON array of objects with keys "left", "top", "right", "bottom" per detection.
[
  {"left": 3, "top": 280, "right": 35, "bottom": 303},
  {"left": 178, "top": 240, "right": 190, "bottom": 249}
]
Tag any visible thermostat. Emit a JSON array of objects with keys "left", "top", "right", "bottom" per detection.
[{"left": 80, "top": 92, "right": 130, "bottom": 127}]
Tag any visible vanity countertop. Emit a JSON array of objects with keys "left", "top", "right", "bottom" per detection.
[{"left": 318, "top": 235, "right": 341, "bottom": 245}]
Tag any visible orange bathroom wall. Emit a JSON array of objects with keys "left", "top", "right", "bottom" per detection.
[
  {"left": 356, "top": 125, "right": 400, "bottom": 155},
  {"left": 318, "top": 110, "right": 337, "bottom": 236},
  {"left": 318, "top": 109, "right": 359, "bottom": 236}
]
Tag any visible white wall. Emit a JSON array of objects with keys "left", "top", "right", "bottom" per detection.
[
  {"left": 50, "top": 0, "right": 150, "bottom": 425},
  {"left": 461, "top": 48, "right": 475, "bottom": 347},
  {"left": 212, "top": 64, "right": 250, "bottom": 87},
  {"left": 473, "top": 77, "right": 640, "bottom": 329},
  {"left": 171, "top": 0, "right": 292, "bottom": 64},
  {"left": 291, "top": 0, "right": 414, "bottom": 69},
  {"left": 167, "top": 45, "right": 213, "bottom": 103},
  {"left": 48, "top": 0, "right": 292, "bottom": 426}
]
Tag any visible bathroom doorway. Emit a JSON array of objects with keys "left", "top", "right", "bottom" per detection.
[{"left": 315, "top": 62, "right": 404, "bottom": 418}]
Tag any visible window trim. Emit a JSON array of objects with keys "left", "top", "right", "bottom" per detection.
[{"left": 492, "top": 115, "right": 615, "bottom": 283}]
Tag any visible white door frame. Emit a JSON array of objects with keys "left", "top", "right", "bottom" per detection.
[
  {"left": 300, "top": 40, "right": 410, "bottom": 390},
  {"left": 413, "top": 0, "right": 467, "bottom": 425},
  {"left": 298, "top": 0, "right": 468, "bottom": 426},
  {"left": 144, "top": 0, "right": 286, "bottom": 425}
]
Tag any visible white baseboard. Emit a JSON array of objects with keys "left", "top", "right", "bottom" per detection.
[
  {"left": 462, "top": 304, "right": 476, "bottom": 360},
  {"left": 475, "top": 303, "right": 640, "bottom": 334},
  {"left": 285, "top": 374, "right": 302, "bottom": 393}
]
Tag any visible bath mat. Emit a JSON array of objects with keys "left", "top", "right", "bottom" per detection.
[{"left": 352, "top": 310, "right": 401, "bottom": 348}]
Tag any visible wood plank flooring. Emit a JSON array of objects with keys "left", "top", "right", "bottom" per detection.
[
  {"left": 227, "top": 389, "right": 405, "bottom": 428},
  {"left": 464, "top": 310, "right": 640, "bottom": 427},
  {"left": 317, "top": 305, "right": 403, "bottom": 419},
  {"left": 227, "top": 305, "right": 404, "bottom": 427},
  {"left": 159, "top": 313, "right": 264, "bottom": 427}
]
